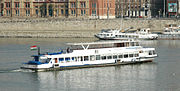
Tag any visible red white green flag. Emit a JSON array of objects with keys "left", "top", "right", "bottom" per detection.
[{"left": 30, "top": 45, "right": 38, "bottom": 50}]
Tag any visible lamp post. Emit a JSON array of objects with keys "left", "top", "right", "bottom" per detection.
[
  {"left": 107, "top": 0, "right": 109, "bottom": 19},
  {"left": 163, "top": 0, "right": 166, "bottom": 17},
  {"left": 11, "top": 0, "right": 12, "bottom": 17}
]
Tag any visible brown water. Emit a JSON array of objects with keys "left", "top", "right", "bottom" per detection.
[{"left": 0, "top": 38, "right": 180, "bottom": 91}]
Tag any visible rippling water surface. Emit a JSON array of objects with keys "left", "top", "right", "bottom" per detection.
[{"left": 0, "top": 38, "right": 180, "bottom": 91}]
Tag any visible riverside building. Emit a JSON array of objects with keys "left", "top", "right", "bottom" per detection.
[
  {"left": 115, "top": 0, "right": 151, "bottom": 18},
  {"left": 0, "top": 0, "right": 68, "bottom": 18},
  {"left": 89, "top": 0, "right": 116, "bottom": 19},
  {"left": 68, "top": 0, "right": 90, "bottom": 18},
  {"left": 0, "top": 0, "right": 116, "bottom": 19}
]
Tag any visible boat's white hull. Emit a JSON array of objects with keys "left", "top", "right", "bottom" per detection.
[
  {"left": 95, "top": 34, "right": 158, "bottom": 40},
  {"left": 21, "top": 57, "right": 155, "bottom": 71}
]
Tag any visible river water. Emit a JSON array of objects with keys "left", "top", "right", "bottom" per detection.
[{"left": 0, "top": 38, "right": 180, "bottom": 91}]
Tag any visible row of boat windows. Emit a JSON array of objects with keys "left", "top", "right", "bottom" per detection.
[
  {"left": 99, "top": 34, "right": 138, "bottom": 38},
  {"left": 56, "top": 53, "right": 139, "bottom": 62},
  {"left": 115, "top": 35, "right": 138, "bottom": 38}
]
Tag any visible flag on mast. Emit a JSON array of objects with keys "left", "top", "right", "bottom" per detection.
[{"left": 30, "top": 45, "right": 38, "bottom": 50}]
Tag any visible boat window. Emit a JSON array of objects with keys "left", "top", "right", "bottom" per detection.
[
  {"left": 54, "top": 58, "right": 58, "bottom": 63},
  {"left": 90, "top": 55, "right": 95, "bottom": 61},
  {"left": 130, "top": 42, "right": 134, "bottom": 46},
  {"left": 118, "top": 55, "right": 123, "bottom": 58},
  {"left": 72, "top": 57, "right": 75, "bottom": 61},
  {"left": 139, "top": 50, "right": 143, "bottom": 53},
  {"left": 113, "top": 55, "right": 117, "bottom": 59},
  {"left": 149, "top": 51, "right": 153, "bottom": 55},
  {"left": 129, "top": 54, "right": 133, "bottom": 57},
  {"left": 124, "top": 54, "right": 128, "bottom": 58},
  {"left": 125, "top": 42, "right": 129, "bottom": 47},
  {"left": 59, "top": 58, "right": 64, "bottom": 61},
  {"left": 39, "top": 58, "right": 51, "bottom": 63},
  {"left": 135, "top": 42, "right": 139, "bottom": 46},
  {"left": 153, "top": 50, "right": 156, "bottom": 55},
  {"left": 84, "top": 56, "right": 89, "bottom": 61},
  {"left": 74, "top": 57, "right": 78, "bottom": 61},
  {"left": 132, "top": 42, "right": 135, "bottom": 46},
  {"left": 33, "top": 56, "right": 39, "bottom": 61},
  {"left": 78, "top": 56, "right": 83, "bottom": 61},
  {"left": 135, "top": 53, "right": 139, "bottom": 57},
  {"left": 96, "top": 55, "right": 100, "bottom": 60},
  {"left": 65, "top": 57, "right": 71, "bottom": 62},
  {"left": 107, "top": 55, "right": 112, "bottom": 59},
  {"left": 101, "top": 56, "right": 106, "bottom": 60},
  {"left": 116, "top": 43, "right": 124, "bottom": 47}
]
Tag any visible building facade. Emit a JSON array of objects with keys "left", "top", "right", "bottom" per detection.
[
  {"left": 0, "top": 0, "right": 115, "bottom": 19},
  {"left": 151, "top": 0, "right": 164, "bottom": 17},
  {"left": 0, "top": 0, "right": 69, "bottom": 17},
  {"left": 89, "top": 0, "right": 116, "bottom": 19},
  {"left": 115, "top": 0, "right": 151, "bottom": 18},
  {"left": 68, "top": 0, "right": 89, "bottom": 18}
]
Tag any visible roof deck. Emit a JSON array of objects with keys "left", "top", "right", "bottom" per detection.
[{"left": 67, "top": 39, "right": 140, "bottom": 50}]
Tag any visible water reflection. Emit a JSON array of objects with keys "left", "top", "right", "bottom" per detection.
[
  {"left": 36, "top": 63, "right": 157, "bottom": 91},
  {"left": 141, "top": 40, "right": 180, "bottom": 48}
]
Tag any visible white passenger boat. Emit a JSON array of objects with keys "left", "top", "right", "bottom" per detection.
[
  {"left": 95, "top": 28, "right": 158, "bottom": 40},
  {"left": 21, "top": 39, "right": 157, "bottom": 71},
  {"left": 163, "top": 24, "right": 180, "bottom": 35}
]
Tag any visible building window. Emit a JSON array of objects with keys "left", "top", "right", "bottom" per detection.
[
  {"left": 15, "top": 2, "right": 19, "bottom": 8},
  {"left": 56, "top": 9, "right": 59, "bottom": 16},
  {"left": 26, "top": 9, "right": 30, "bottom": 16},
  {"left": 25, "top": 2, "right": 30, "bottom": 8},
  {"left": 16, "top": 9, "right": 19, "bottom": 16},
  {"left": 71, "top": 9, "right": 76, "bottom": 16},
  {"left": 71, "top": 2, "right": 76, "bottom": 8},
  {"left": 61, "top": 9, "right": 64, "bottom": 15},
  {"left": 92, "top": 3, "right": 96, "bottom": 8},
  {"left": 92, "top": 10, "right": 96, "bottom": 16},
  {"left": 36, "top": 9, "right": 38, "bottom": 16},
  {"left": 81, "top": 9, "right": 86, "bottom": 16},
  {"left": 35, "top": 6, "right": 38, "bottom": 16},
  {"left": 81, "top": 2, "right": 86, "bottom": 8},
  {"left": 6, "top": 10, "right": 11, "bottom": 16},
  {"left": 6, "top": 2, "right": 10, "bottom": 8}
]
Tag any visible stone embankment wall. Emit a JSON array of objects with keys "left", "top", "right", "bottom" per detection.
[{"left": 0, "top": 18, "right": 179, "bottom": 38}]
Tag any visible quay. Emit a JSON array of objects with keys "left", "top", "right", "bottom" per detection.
[{"left": 0, "top": 18, "right": 180, "bottom": 38}]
